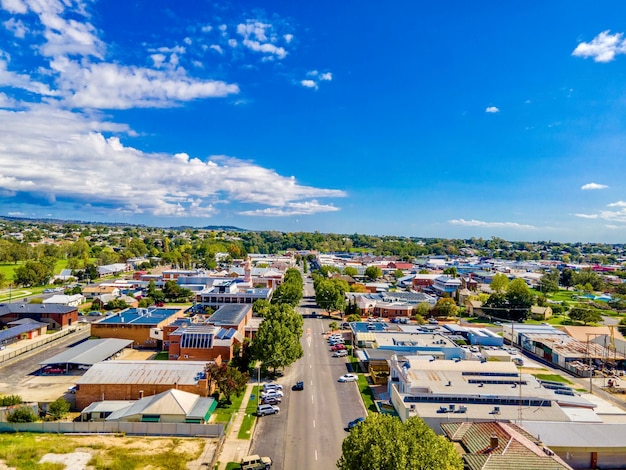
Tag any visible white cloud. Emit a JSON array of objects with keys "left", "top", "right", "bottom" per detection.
[
  {"left": 0, "top": 57, "right": 57, "bottom": 96},
  {"left": 598, "top": 209, "right": 626, "bottom": 223},
  {"left": 238, "top": 201, "right": 340, "bottom": 217},
  {"left": 448, "top": 219, "right": 536, "bottom": 229},
  {"left": 210, "top": 45, "right": 223, "bottom": 54},
  {"left": 184, "top": 37, "right": 192, "bottom": 46},
  {"left": 573, "top": 30, "right": 626, "bottom": 63},
  {"left": 574, "top": 213, "right": 599, "bottom": 219},
  {"left": 608, "top": 201, "right": 626, "bottom": 207},
  {"left": 485, "top": 106, "right": 499, "bottom": 113},
  {"left": 3, "top": 17, "right": 27, "bottom": 38},
  {"left": 236, "top": 20, "right": 287, "bottom": 59},
  {"left": 7, "top": 211, "right": 25, "bottom": 216},
  {"left": 319, "top": 72, "right": 332, "bottom": 81},
  {"left": 0, "top": 105, "right": 346, "bottom": 218},
  {"left": 0, "top": 91, "right": 18, "bottom": 108},
  {"left": 300, "top": 79, "right": 317, "bottom": 89},
  {"left": 151, "top": 53, "right": 166, "bottom": 68},
  {"left": 201, "top": 25, "right": 212, "bottom": 33},
  {"left": 581, "top": 182, "right": 608, "bottom": 190},
  {"left": 228, "top": 39, "right": 237, "bottom": 48},
  {"left": 50, "top": 58, "right": 239, "bottom": 109},
  {"left": 1, "top": 0, "right": 28, "bottom": 15},
  {"left": 284, "top": 33, "right": 293, "bottom": 43}
]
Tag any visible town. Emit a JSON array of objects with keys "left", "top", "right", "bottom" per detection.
[{"left": 1, "top": 218, "right": 626, "bottom": 469}]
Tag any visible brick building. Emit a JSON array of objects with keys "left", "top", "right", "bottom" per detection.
[
  {"left": 0, "top": 303, "right": 78, "bottom": 329},
  {"left": 75, "top": 360, "right": 219, "bottom": 410}
]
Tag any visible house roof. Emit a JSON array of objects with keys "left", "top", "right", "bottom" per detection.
[
  {"left": 76, "top": 360, "right": 212, "bottom": 385},
  {"left": 106, "top": 389, "right": 215, "bottom": 421},
  {"left": 0, "top": 321, "right": 47, "bottom": 343},
  {"left": 561, "top": 325, "right": 626, "bottom": 343},
  {"left": 0, "top": 303, "right": 76, "bottom": 315},
  {"left": 441, "top": 421, "right": 572, "bottom": 470}
]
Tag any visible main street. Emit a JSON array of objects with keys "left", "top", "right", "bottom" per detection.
[{"left": 250, "top": 274, "right": 365, "bottom": 469}]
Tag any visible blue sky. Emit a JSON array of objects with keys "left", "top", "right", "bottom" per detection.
[{"left": 2, "top": 1, "right": 626, "bottom": 242}]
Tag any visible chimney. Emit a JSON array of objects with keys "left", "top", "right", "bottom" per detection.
[
  {"left": 139, "top": 390, "right": 144, "bottom": 399},
  {"left": 490, "top": 435, "right": 499, "bottom": 450}
]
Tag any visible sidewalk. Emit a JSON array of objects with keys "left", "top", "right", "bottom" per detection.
[{"left": 215, "top": 383, "right": 255, "bottom": 469}]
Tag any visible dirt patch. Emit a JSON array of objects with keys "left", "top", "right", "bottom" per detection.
[
  {"left": 40, "top": 451, "right": 93, "bottom": 470},
  {"left": 116, "top": 350, "right": 158, "bottom": 360}
]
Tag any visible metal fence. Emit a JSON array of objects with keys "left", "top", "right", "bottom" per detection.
[{"left": 0, "top": 420, "right": 224, "bottom": 437}]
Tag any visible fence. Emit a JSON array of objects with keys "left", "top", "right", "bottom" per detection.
[
  {"left": 0, "top": 326, "right": 89, "bottom": 363},
  {"left": 0, "top": 420, "right": 224, "bottom": 437}
]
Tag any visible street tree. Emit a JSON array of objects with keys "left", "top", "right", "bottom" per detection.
[
  {"left": 433, "top": 298, "right": 458, "bottom": 318},
  {"left": 338, "top": 414, "right": 462, "bottom": 470},
  {"left": 218, "top": 365, "right": 249, "bottom": 404},
  {"left": 343, "top": 266, "right": 358, "bottom": 277}
]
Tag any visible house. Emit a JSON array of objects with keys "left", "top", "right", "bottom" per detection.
[
  {"left": 441, "top": 421, "right": 572, "bottom": 470},
  {"left": 0, "top": 318, "right": 48, "bottom": 348},
  {"left": 83, "top": 389, "right": 217, "bottom": 424},
  {"left": 0, "top": 303, "right": 78, "bottom": 329},
  {"left": 431, "top": 275, "right": 462, "bottom": 296},
  {"left": 97, "top": 263, "right": 131, "bottom": 277},
  {"left": 465, "top": 299, "right": 484, "bottom": 317},
  {"left": 82, "top": 285, "right": 120, "bottom": 300},
  {"left": 42, "top": 293, "right": 85, "bottom": 307},
  {"left": 194, "top": 280, "right": 272, "bottom": 309},
  {"left": 530, "top": 305, "right": 552, "bottom": 320}
]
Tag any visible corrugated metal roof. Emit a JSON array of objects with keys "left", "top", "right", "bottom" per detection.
[
  {"left": 39, "top": 338, "right": 134, "bottom": 366},
  {"left": 0, "top": 321, "right": 47, "bottom": 342},
  {"left": 208, "top": 304, "right": 250, "bottom": 326},
  {"left": 76, "top": 360, "right": 210, "bottom": 385}
]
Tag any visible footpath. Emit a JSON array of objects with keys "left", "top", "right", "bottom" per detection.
[{"left": 214, "top": 383, "right": 255, "bottom": 470}]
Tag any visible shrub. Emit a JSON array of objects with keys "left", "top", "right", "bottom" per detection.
[{"left": 7, "top": 406, "right": 38, "bottom": 423}]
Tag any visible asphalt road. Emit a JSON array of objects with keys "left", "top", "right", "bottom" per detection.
[{"left": 250, "top": 274, "right": 365, "bottom": 469}]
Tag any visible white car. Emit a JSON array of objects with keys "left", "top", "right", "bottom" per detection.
[
  {"left": 262, "top": 383, "right": 283, "bottom": 391},
  {"left": 333, "top": 350, "right": 348, "bottom": 357},
  {"left": 261, "top": 390, "right": 284, "bottom": 398},
  {"left": 338, "top": 373, "right": 358, "bottom": 382}
]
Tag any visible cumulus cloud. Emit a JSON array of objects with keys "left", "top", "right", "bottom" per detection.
[
  {"left": 608, "top": 201, "right": 626, "bottom": 207},
  {"left": 3, "top": 17, "right": 27, "bottom": 38},
  {"left": 319, "top": 72, "right": 332, "bottom": 81},
  {"left": 573, "top": 30, "right": 626, "bottom": 63},
  {"left": 485, "top": 106, "right": 500, "bottom": 113},
  {"left": 300, "top": 79, "right": 317, "bottom": 89},
  {"left": 448, "top": 219, "right": 536, "bottom": 229},
  {"left": 236, "top": 20, "right": 287, "bottom": 59},
  {"left": 581, "top": 182, "right": 608, "bottom": 190},
  {"left": 210, "top": 44, "right": 223, "bottom": 54},
  {"left": 0, "top": 105, "right": 346, "bottom": 218},
  {"left": 50, "top": 58, "right": 239, "bottom": 109}
]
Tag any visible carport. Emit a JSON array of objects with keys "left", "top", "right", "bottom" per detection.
[{"left": 39, "top": 338, "right": 134, "bottom": 372}]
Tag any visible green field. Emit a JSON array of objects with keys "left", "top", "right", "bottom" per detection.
[{"left": 533, "top": 373, "right": 573, "bottom": 384}]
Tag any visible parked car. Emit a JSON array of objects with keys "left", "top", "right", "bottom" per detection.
[
  {"left": 256, "top": 404, "right": 280, "bottom": 416},
  {"left": 341, "top": 322, "right": 350, "bottom": 329},
  {"left": 261, "top": 390, "right": 284, "bottom": 399},
  {"left": 333, "top": 350, "right": 348, "bottom": 357},
  {"left": 261, "top": 396, "right": 281, "bottom": 405},
  {"left": 346, "top": 417, "right": 365, "bottom": 430},
  {"left": 262, "top": 383, "right": 283, "bottom": 392},
  {"left": 67, "top": 385, "right": 77, "bottom": 394},
  {"left": 292, "top": 381, "right": 304, "bottom": 391},
  {"left": 338, "top": 373, "right": 358, "bottom": 382},
  {"left": 428, "top": 318, "right": 438, "bottom": 325},
  {"left": 331, "top": 344, "right": 346, "bottom": 351},
  {"left": 87, "top": 311, "right": 103, "bottom": 316},
  {"left": 43, "top": 366, "right": 64, "bottom": 374}
]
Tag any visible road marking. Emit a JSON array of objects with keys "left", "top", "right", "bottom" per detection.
[
  {"left": 315, "top": 450, "right": 318, "bottom": 461},
  {"left": 311, "top": 395, "right": 314, "bottom": 404},
  {"left": 313, "top": 419, "right": 316, "bottom": 428}
]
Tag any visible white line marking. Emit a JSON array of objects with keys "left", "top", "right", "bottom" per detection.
[
  {"left": 313, "top": 419, "right": 316, "bottom": 428},
  {"left": 315, "top": 450, "right": 318, "bottom": 461}
]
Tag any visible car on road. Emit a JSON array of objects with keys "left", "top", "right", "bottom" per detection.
[
  {"left": 256, "top": 404, "right": 280, "bottom": 416},
  {"left": 346, "top": 417, "right": 365, "bottom": 430},
  {"left": 240, "top": 454, "right": 272, "bottom": 470},
  {"left": 331, "top": 344, "right": 346, "bottom": 351},
  {"left": 338, "top": 373, "right": 358, "bottom": 382},
  {"left": 333, "top": 350, "right": 348, "bottom": 357},
  {"left": 292, "top": 381, "right": 304, "bottom": 391}
]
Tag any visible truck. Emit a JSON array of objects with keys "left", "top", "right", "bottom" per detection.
[{"left": 240, "top": 454, "right": 272, "bottom": 470}]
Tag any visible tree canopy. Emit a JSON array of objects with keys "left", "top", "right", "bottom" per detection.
[
  {"left": 364, "top": 265, "right": 383, "bottom": 281},
  {"left": 251, "top": 304, "right": 303, "bottom": 373},
  {"left": 338, "top": 414, "right": 462, "bottom": 470}
]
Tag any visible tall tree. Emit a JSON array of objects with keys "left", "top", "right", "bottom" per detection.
[
  {"left": 490, "top": 273, "right": 509, "bottom": 294},
  {"left": 338, "top": 414, "right": 462, "bottom": 470},
  {"left": 364, "top": 266, "right": 383, "bottom": 281}
]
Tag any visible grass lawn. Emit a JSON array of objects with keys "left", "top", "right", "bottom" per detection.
[
  {"left": 533, "top": 373, "right": 573, "bottom": 384},
  {"left": 237, "top": 386, "right": 260, "bottom": 439},
  {"left": 152, "top": 351, "right": 169, "bottom": 360},
  {"left": 0, "top": 262, "right": 21, "bottom": 281},
  {"left": 356, "top": 375, "right": 376, "bottom": 414},
  {"left": 212, "top": 391, "right": 246, "bottom": 424},
  {"left": 224, "top": 463, "right": 241, "bottom": 470}
]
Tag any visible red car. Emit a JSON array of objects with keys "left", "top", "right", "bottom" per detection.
[
  {"left": 331, "top": 344, "right": 346, "bottom": 351},
  {"left": 43, "top": 366, "right": 64, "bottom": 374}
]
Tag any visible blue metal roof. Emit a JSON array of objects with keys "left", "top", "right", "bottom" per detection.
[
  {"left": 0, "top": 321, "right": 47, "bottom": 342},
  {"left": 97, "top": 307, "right": 180, "bottom": 325}
]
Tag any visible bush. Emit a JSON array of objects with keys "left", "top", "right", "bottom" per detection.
[
  {"left": 48, "top": 398, "right": 70, "bottom": 420},
  {"left": 7, "top": 406, "right": 38, "bottom": 423},
  {"left": 0, "top": 395, "right": 22, "bottom": 407}
]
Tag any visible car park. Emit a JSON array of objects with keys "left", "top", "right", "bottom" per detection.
[
  {"left": 338, "top": 373, "right": 358, "bottom": 382},
  {"left": 333, "top": 350, "right": 348, "bottom": 357},
  {"left": 346, "top": 417, "right": 365, "bottom": 430},
  {"left": 256, "top": 404, "right": 280, "bottom": 416}
]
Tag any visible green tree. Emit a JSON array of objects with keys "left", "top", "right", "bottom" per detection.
[
  {"left": 364, "top": 266, "right": 382, "bottom": 281},
  {"left": 48, "top": 398, "right": 70, "bottom": 420},
  {"left": 13, "top": 260, "right": 53, "bottom": 286},
  {"left": 490, "top": 273, "right": 509, "bottom": 294},
  {"left": 414, "top": 302, "right": 432, "bottom": 318},
  {"left": 253, "top": 299, "right": 272, "bottom": 316},
  {"left": 315, "top": 278, "right": 346, "bottom": 315},
  {"left": 0, "top": 395, "right": 22, "bottom": 406},
  {"left": 251, "top": 305, "right": 303, "bottom": 373},
  {"left": 343, "top": 266, "right": 358, "bottom": 277},
  {"left": 539, "top": 269, "right": 560, "bottom": 293},
  {"left": 7, "top": 406, "right": 38, "bottom": 423},
  {"left": 560, "top": 269, "right": 576, "bottom": 290},
  {"left": 218, "top": 365, "right": 249, "bottom": 404},
  {"left": 574, "top": 269, "right": 603, "bottom": 291},
  {"left": 433, "top": 298, "right": 458, "bottom": 318},
  {"left": 442, "top": 267, "right": 457, "bottom": 278},
  {"left": 338, "top": 414, "right": 462, "bottom": 470},
  {"left": 569, "top": 308, "right": 602, "bottom": 325},
  {"left": 346, "top": 314, "right": 361, "bottom": 322}
]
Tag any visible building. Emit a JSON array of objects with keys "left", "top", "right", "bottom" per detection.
[
  {"left": 194, "top": 280, "right": 272, "bottom": 309},
  {"left": 75, "top": 360, "right": 217, "bottom": 410},
  {"left": 82, "top": 389, "right": 217, "bottom": 424},
  {"left": 430, "top": 275, "right": 462, "bottom": 296},
  {"left": 442, "top": 421, "right": 572, "bottom": 470},
  {"left": 0, "top": 318, "right": 47, "bottom": 348},
  {"left": 39, "top": 338, "right": 134, "bottom": 372},
  {"left": 388, "top": 356, "right": 597, "bottom": 430},
  {"left": 90, "top": 307, "right": 186, "bottom": 348},
  {"left": 42, "top": 293, "right": 85, "bottom": 307},
  {"left": 0, "top": 303, "right": 78, "bottom": 329}
]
